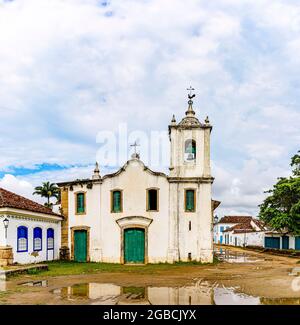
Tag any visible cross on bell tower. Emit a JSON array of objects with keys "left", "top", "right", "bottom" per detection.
[{"left": 186, "top": 86, "right": 196, "bottom": 116}]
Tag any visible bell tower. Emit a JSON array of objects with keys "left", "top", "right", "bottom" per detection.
[
  {"left": 167, "top": 88, "right": 214, "bottom": 264},
  {"left": 169, "top": 89, "right": 212, "bottom": 179}
]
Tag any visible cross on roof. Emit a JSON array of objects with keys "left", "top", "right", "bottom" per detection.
[
  {"left": 187, "top": 86, "right": 195, "bottom": 97},
  {"left": 130, "top": 141, "right": 140, "bottom": 155}
]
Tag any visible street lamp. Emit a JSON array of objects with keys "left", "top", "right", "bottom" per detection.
[{"left": 3, "top": 218, "right": 9, "bottom": 241}]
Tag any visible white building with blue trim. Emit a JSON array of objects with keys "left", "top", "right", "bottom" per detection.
[{"left": 0, "top": 187, "right": 62, "bottom": 266}]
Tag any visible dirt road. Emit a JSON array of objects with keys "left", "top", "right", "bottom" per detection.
[{"left": 1, "top": 246, "right": 300, "bottom": 305}]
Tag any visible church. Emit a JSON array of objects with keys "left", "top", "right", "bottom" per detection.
[{"left": 57, "top": 94, "right": 219, "bottom": 264}]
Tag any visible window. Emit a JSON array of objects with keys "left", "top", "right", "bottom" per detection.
[
  {"left": 185, "top": 189, "right": 195, "bottom": 212},
  {"left": 147, "top": 189, "right": 158, "bottom": 211},
  {"left": 47, "top": 228, "right": 54, "bottom": 250},
  {"left": 33, "top": 227, "right": 42, "bottom": 251},
  {"left": 184, "top": 139, "right": 196, "bottom": 161},
  {"left": 17, "top": 226, "right": 28, "bottom": 252},
  {"left": 112, "top": 190, "right": 122, "bottom": 213},
  {"left": 76, "top": 192, "right": 85, "bottom": 214},
  {"left": 220, "top": 226, "right": 224, "bottom": 232}
]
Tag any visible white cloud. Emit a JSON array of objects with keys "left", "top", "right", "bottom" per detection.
[
  {"left": 0, "top": 0, "right": 299, "bottom": 216},
  {"left": 0, "top": 174, "right": 37, "bottom": 201},
  {"left": 212, "top": 158, "right": 291, "bottom": 217}
]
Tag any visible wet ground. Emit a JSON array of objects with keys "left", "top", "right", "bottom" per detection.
[{"left": 1, "top": 246, "right": 300, "bottom": 305}]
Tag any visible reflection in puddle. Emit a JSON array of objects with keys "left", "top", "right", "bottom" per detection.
[
  {"left": 51, "top": 282, "right": 300, "bottom": 305},
  {"left": 52, "top": 282, "right": 213, "bottom": 305},
  {"left": 214, "top": 287, "right": 259, "bottom": 305},
  {"left": 20, "top": 280, "right": 48, "bottom": 287},
  {"left": 0, "top": 280, "right": 7, "bottom": 292},
  {"left": 214, "top": 248, "right": 263, "bottom": 263},
  {"left": 261, "top": 297, "right": 300, "bottom": 305}
]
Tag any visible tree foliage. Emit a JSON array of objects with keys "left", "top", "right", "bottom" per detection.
[
  {"left": 259, "top": 151, "right": 300, "bottom": 234},
  {"left": 33, "top": 181, "right": 60, "bottom": 208}
]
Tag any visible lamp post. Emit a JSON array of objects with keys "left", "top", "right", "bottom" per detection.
[
  {"left": 3, "top": 218, "right": 9, "bottom": 243},
  {"left": 214, "top": 215, "right": 218, "bottom": 224},
  {"left": 213, "top": 215, "right": 218, "bottom": 245}
]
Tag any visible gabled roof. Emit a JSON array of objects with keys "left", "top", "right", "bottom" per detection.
[
  {"left": 0, "top": 187, "right": 61, "bottom": 217},
  {"left": 218, "top": 216, "right": 252, "bottom": 224},
  {"left": 57, "top": 158, "right": 168, "bottom": 187},
  {"left": 102, "top": 158, "right": 167, "bottom": 180},
  {"left": 223, "top": 217, "right": 266, "bottom": 234},
  {"left": 224, "top": 221, "right": 254, "bottom": 234}
]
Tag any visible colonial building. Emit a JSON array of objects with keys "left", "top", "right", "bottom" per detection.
[
  {"left": 214, "top": 215, "right": 300, "bottom": 250},
  {"left": 214, "top": 216, "right": 253, "bottom": 245},
  {"left": 58, "top": 95, "right": 218, "bottom": 264},
  {"left": 223, "top": 217, "right": 266, "bottom": 247},
  {"left": 0, "top": 187, "right": 62, "bottom": 266}
]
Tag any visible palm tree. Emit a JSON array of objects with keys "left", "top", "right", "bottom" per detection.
[{"left": 33, "top": 182, "right": 60, "bottom": 208}]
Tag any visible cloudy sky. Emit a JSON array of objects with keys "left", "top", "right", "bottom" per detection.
[{"left": 0, "top": 0, "right": 299, "bottom": 217}]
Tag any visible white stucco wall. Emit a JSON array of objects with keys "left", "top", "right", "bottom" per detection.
[
  {"left": 214, "top": 223, "right": 237, "bottom": 244},
  {"left": 227, "top": 231, "right": 264, "bottom": 247},
  {"left": 68, "top": 160, "right": 170, "bottom": 263},
  {"left": 0, "top": 222, "right": 5, "bottom": 246},
  {"left": 0, "top": 211, "right": 61, "bottom": 264}
]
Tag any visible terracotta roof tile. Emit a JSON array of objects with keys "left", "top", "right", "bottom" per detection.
[
  {"left": 218, "top": 216, "right": 252, "bottom": 224},
  {"left": 222, "top": 217, "right": 266, "bottom": 234},
  {"left": 0, "top": 187, "right": 61, "bottom": 217},
  {"left": 224, "top": 221, "right": 253, "bottom": 233}
]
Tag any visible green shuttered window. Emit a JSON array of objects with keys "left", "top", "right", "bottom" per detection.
[
  {"left": 76, "top": 193, "right": 85, "bottom": 214},
  {"left": 112, "top": 190, "right": 122, "bottom": 212},
  {"left": 185, "top": 189, "right": 195, "bottom": 212}
]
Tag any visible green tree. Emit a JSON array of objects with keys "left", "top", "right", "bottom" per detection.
[
  {"left": 33, "top": 181, "right": 60, "bottom": 208},
  {"left": 259, "top": 151, "right": 300, "bottom": 234}
]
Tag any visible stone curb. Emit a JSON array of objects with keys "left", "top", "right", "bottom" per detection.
[{"left": 0, "top": 264, "right": 48, "bottom": 280}]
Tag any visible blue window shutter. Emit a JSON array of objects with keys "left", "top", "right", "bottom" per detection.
[
  {"left": 34, "top": 227, "right": 42, "bottom": 239},
  {"left": 33, "top": 227, "right": 42, "bottom": 251},
  {"left": 47, "top": 228, "right": 54, "bottom": 238},
  {"left": 18, "top": 226, "right": 28, "bottom": 239},
  {"left": 17, "top": 226, "right": 28, "bottom": 252},
  {"left": 47, "top": 228, "right": 54, "bottom": 250}
]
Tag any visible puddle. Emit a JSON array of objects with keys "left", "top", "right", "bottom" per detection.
[
  {"left": 19, "top": 280, "right": 48, "bottom": 287},
  {"left": 214, "top": 248, "right": 264, "bottom": 263},
  {"left": 51, "top": 281, "right": 300, "bottom": 305}
]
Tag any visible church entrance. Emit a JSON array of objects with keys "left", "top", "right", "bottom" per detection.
[
  {"left": 74, "top": 230, "right": 87, "bottom": 262},
  {"left": 124, "top": 228, "right": 145, "bottom": 264}
]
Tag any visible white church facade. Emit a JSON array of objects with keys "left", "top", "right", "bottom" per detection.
[{"left": 57, "top": 96, "right": 219, "bottom": 264}]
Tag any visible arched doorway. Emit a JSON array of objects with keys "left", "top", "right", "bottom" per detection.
[{"left": 124, "top": 228, "right": 145, "bottom": 264}]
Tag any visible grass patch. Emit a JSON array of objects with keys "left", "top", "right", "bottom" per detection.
[
  {"left": 27, "top": 268, "right": 42, "bottom": 275},
  {"left": 26, "top": 258, "right": 218, "bottom": 277}
]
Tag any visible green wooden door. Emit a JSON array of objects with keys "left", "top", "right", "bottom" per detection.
[
  {"left": 74, "top": 230, "right": 87, "bottom": 262},
  {"left": 124, "top": 228, "right": 145, "bottom": 264}
]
